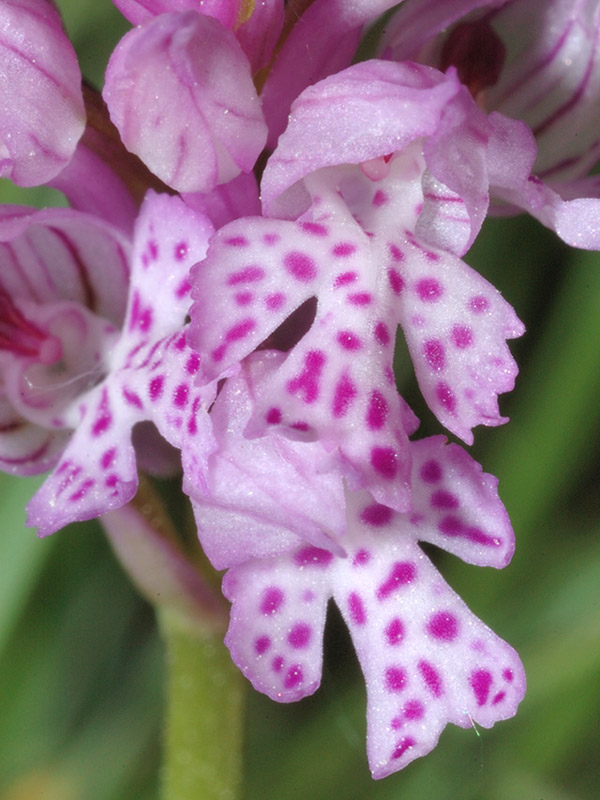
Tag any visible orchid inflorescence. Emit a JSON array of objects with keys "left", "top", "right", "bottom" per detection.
[{"left": 2, "top": 0, "right": 599, "bottom": 782}]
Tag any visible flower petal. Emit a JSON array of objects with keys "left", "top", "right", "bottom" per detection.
[
  {"left": 103, "top": 11, "right": 267, "bottom": 192},
  {"left": 0, "top": 0, "right": 85, "bottom": 186}
]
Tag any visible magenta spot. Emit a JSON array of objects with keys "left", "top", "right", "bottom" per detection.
[
  {"left": 260, "top": 587, "right": 284, "bottom": 615},
  {"left": 452, "top": 324, "right": 473, "bottom": 348},
  {"left": 416, "top": 278, "right": 443, "bottom": 302},
  {"left": 226, "top": 318, "right": 255, "bottom": 343},
  {"left": 332, "top": 242, "right": 357, "bottom": 257},
  {"left": 254, "top": 636, "right": 271, "bottom": 655},
  {"left": 377, "top": 562, "right": 416, "bottom": 600},
  {"left": 263, "top": 232, "right": 279, "bottom": 245},
  {"left": 235, "top": 291, "right": 253, "bottom": 306},
  {"left": 227, "top": 266, "right": 265, "bottom": 285},
  {"left": 149, "top": 374, "right": 164, "bottom": 401},
  {"left": 336, "top": 330, "right": 362, "bottom": 350},
  {"left": 303, "top": 590, "right": 315, "bottom": 602},
  {"left": 174, "top": 241, "right": 188, "bottom": 260},
  {"left": 225, "top": 235, "right": 249, "bottom": 247},
  {"left": 100, "top": 448, "right": 116, "bottom": 470},
  {"left": 391, "top": 716, "right": 403, "bottom": 731},
  {"left": 69, "top": 479, "right": 95, "bottom": 502},
  {"left": 388, "top": 243, "right": 404, "bottom": 262},
  {"left": 175, "top": 278, "right": 191, "bottom": 298},
  {"left": 122, "top": 387, "right": 143, "bottom": 409},
  {"left": 105, "top": 474, "right": 119, "bottom": 488},
  {"left": 385, "top": 618, "right": 405, "bottom": 646},
  {"left": 388, "top": 268, "right": 405, "bottom": 295},
  {"left": 469, "top": 294, "right": 489, "bottom": 313},
  {"left": 502, "top": 668, "right": 514, "bottom": 683},
  {"left": 332, "top": 372, "right": 357, "bottom": 418},
  {"left": 333, "top": 271, "right": 358, "bottom": 288},
  {"left": 391, "top": 736, "right": 415, "bottom": 760},
  {"left": 284, "top": 665, "right": 304, "bottom": 689},
  {"left": 294, "top": 546, "right": 333, "bottom": 567},
  {"left": 420, "top": 459, "right": 442, "bottom": 483},
  {"left": 291, "top": 421, "right": 309, "bottom": 432},
  {"left": 174, "top": 333, "right": 186, "bottom": 350},
  {"left": 436, "top": 382, "right": 456, "bottom": 413},
  {"left": 266, "top": 407, "right": 281, "bottom": 424},
  {"left": 371, "top": 447, "right": 398, "bottom": 479},
  {"left": 352, "top": 549, "right": 371, "bottom": 566},
  {"left": 493, "top": 691, "right": 506, "bottom": 705},
  {"left": 92, "top": 413, "right": 112, "bottom": 437},
  {"left": 148, "top": 239, "right": 158, "bottom": 260},
  {"left": 374, "top": 321, "right": 390, "bottom": 346},
  {"left": 418, "top": 660, "right": 443, "bottom": 697},
  {"left": 427, "top": 611, "right": 459, "bottom": 641},
  {"left": 348, "top": 592, "right": 367, "bottom": 625},
  {"left": 372, "top": 189, "right": 388, "bottom": 207},
  {"left": 361, "top": 503, "right": 393, "bottom": 527},
  {"left": 404, "top": 699, "right": 424, "bottom": 720},
  {"left": 367, "top": 390, "right": 389, "bottom": 430},
  {"left": 272, "top": 656, "right": 284, "bottom": 673},
  {"left": 174, "top": 383, "right": 189, "bottom": 408},
  {"left": 265, "top": 292, "right": 285, "bottom": 310},
  {"left": 385, "top": 666, "right": 408, "bottom": 692},
  {"left": 188, "top": 397, "right": 200, "bottom": 435},
  {"left": 438, "top": 515, "right": 498, "bottom": 546},
  {"left": 288, "top": 623, "right": 312, "bottom": 649},
  {"left": 287, "top": 350, "right": 325, "bottom": 404},
  {"left": 284, "top": 251, "right": 317, "bottom": 282},
  {"left": 431, "top": 490, "right": 459, "bottom": 509},
  {"left": 470, "top": 669, "right": 493, "bottom": 706},
  {"left": 301, "top": 221, "right": 328, "bottom": 236},
  {"left": 348, "top": 291, "right": 372, "bottom": 306},
  {"left": 186, "top": 352, "right": 201, "bottom": 375},
  {"left": 424, "top": 339, "right": 446, "bottom": 371}
]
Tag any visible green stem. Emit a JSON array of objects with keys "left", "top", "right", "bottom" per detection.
[{"left": 160, "top": 609, "right": 246, "bottom": 800}]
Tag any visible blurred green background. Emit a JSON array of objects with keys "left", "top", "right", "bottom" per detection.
[{"left": 1, "top": 2, "right": 599, "bottom": 798}]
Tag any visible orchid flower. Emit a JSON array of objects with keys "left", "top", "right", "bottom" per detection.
[
  {"left": 0, "top": 191, "right": 216, "bottom": 536},
  {"left": 188, "top": 61, "right": 524, "bottom": 509},
  {"left": 380, "top": 0, "right": 600, "bottom": 248},
  {"left": 0, "top": 0, "right": 85, "bottom": 186},
  {"left": 188, "top": 352, "right": 526, "bottom": 779}
]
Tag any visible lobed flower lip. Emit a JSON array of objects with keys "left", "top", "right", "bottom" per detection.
[
  {"left": 189, "top": 352, "right": 524, "bottom": 778},
  {"left": 0, "top": 0, "right": 85, "bottom": 186}
]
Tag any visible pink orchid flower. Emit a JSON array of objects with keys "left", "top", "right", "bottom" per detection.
[
  {"left": 188, "top": 352, "right": 525, "bottom": 779},
  {"left": 0, "top": 192, "right": 216, "bottom": 535}
]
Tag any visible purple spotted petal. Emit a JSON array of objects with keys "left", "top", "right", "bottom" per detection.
[
  {"left": 23, "top": 193, "right": 216, "bottom": 534},
  {"left": 223, "top": 545, "right": 333, "bottom": 702},
  {"left": 113, "top": 190, "right": 214, "bottom": 349},
  {"left": 393, "top": 236, "right": 524, "bottom": 443},
  {"left": 186, "top": 351, "right": 346, "bottom": 568},
  {"left": 406, "top": 436, "right": 514, "bottom": 567},
  {"left": 260, "top": 0, "right": 407, "bottom": 146},
  {"left": 216, "top": 476, "right": 524, "bottom": 776},
  {"left": 103, "top": 12, "right": 267, "bottom": 193},
  {"left": 188, "top": 214, "right": 416, "bottom": 509},
  {"left": 0, "top": 0, "right": 85, "bottom": 186},
  {"left": 334, "top": 502, "right": 525, "bottom": 778}
]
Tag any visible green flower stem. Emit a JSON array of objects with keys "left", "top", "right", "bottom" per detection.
[{"left": 160, "top": 608, "right": 246, "bottom": 800}]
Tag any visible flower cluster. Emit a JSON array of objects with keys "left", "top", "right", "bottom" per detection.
[{"left": 2, "top": 0, "right": 599, "bottom": 780}]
